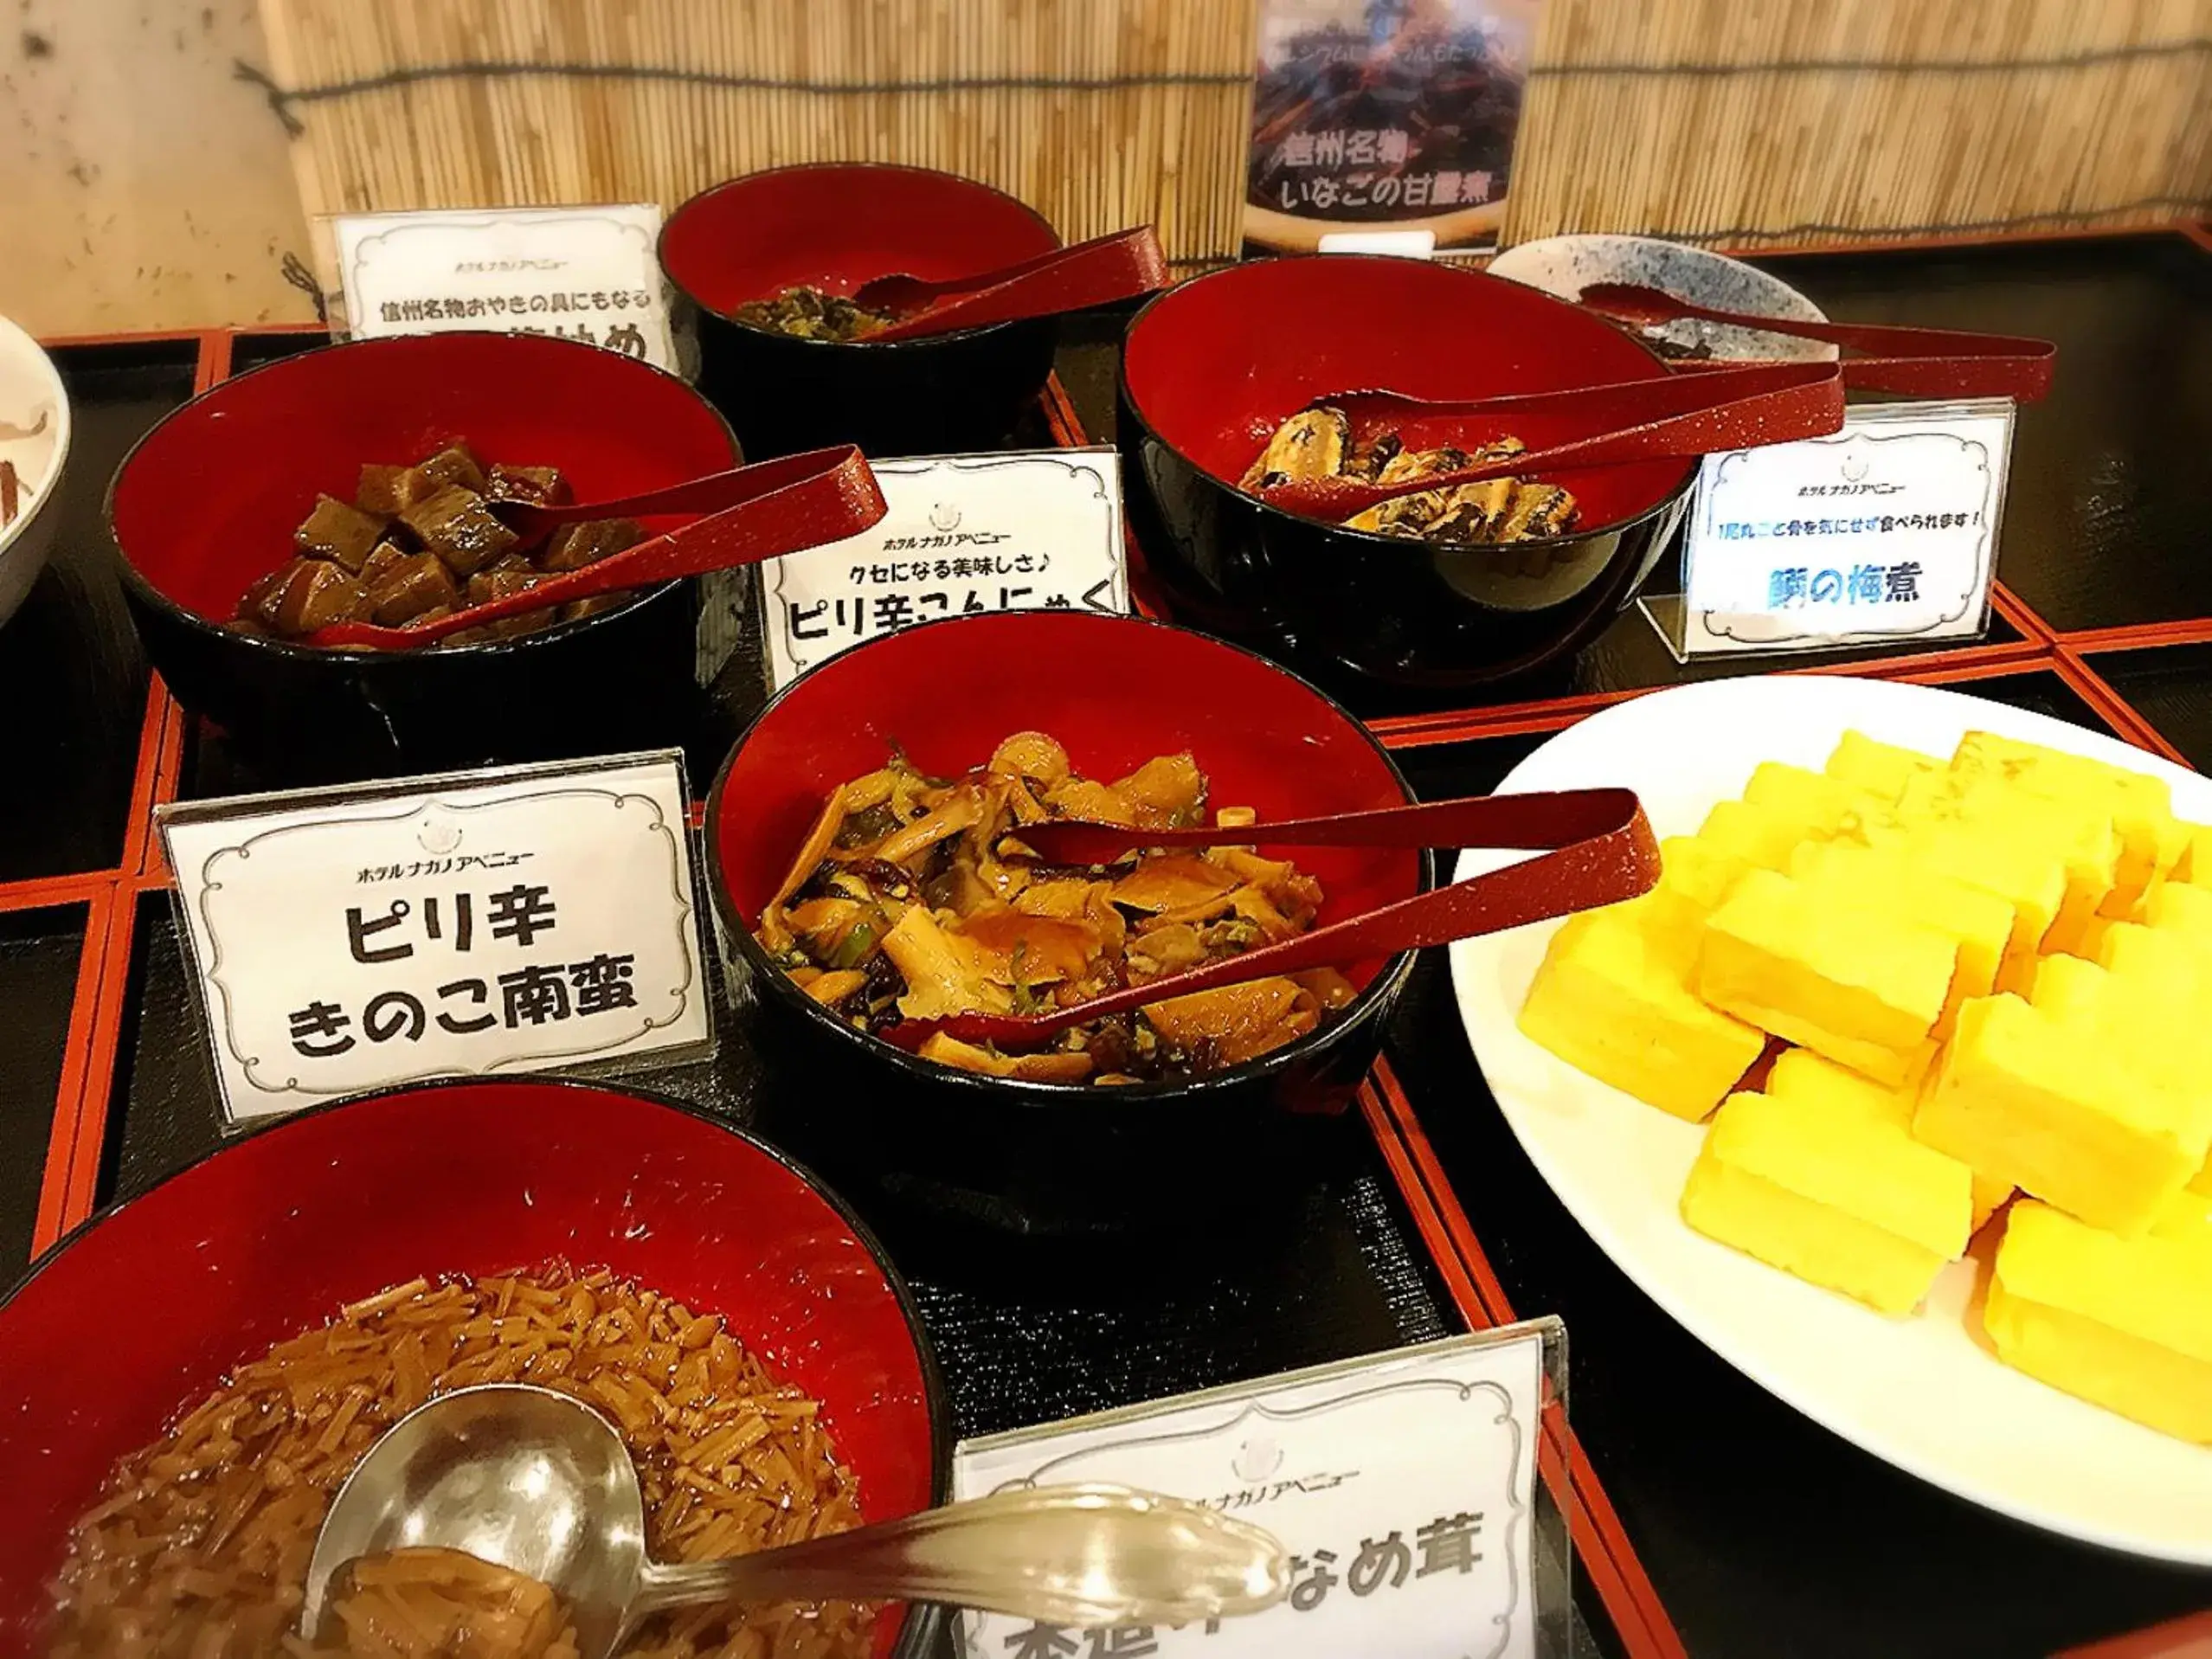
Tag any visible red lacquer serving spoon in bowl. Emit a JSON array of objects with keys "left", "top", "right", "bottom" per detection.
[{"left": 855, "top": 227, "right": 1172, "bottom": 342}]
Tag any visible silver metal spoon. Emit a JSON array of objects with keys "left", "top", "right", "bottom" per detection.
[{"left": 304, "top": 1384, "right": 1289, "bottom": 1656}]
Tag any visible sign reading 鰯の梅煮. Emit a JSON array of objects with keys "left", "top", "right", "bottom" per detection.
[
  {"left": 1659, "top": 397, "right": 2015, "bottom": 658},
  {"left": 158, "top": 752, "right": 711, "bottom": 1127}
]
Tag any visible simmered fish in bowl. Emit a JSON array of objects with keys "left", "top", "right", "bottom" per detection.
[{"left": 1239, "top": 404, "right": 1579, "bottom": 546}]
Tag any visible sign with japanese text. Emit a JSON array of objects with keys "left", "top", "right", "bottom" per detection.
[
  {"left": 335, "top": 204, "right": 679, "bottom": 372},
  {"left": 1244, "top": 0, "right": 1541, "bottom": 254},
  {"left": 158, "top": 753, "right": 711, "bottom": 1126},
  {"left": 1669, "top": 398, "right": 2014, "bottom": 657},
  {"left": 761, "top": 449, "right": 1129, "bottom": 688},
  {"left": 954, "top": 1322, "right": 1559, "bottom": 1659}
]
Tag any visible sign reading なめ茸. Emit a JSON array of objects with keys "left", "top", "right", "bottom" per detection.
[
  {"left": 954, "top": 1321, "right": 1562, "bottom": 1659},
  {"left": 334, "top": 204, "right": 680, "bottom": 372},
  {"left": 158, "top": 752, "right": 711, "bottom": 1127}
]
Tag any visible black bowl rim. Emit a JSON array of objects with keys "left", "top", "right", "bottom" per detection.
[
  {"left": 0, "top": 1074, "right": 954, "bottom": 1659},
  {"left": 659, "top": 161, "right": 1064, "bottom": 355},
  {"left": 104, "top": 330, "right": 743, "bottom": 666},
  {"left": 704, "top": 608, "right": 1434, "bottom": 1113},
  {"left": 1117, "top": 254, "right": 1701, "bottom": 549}
]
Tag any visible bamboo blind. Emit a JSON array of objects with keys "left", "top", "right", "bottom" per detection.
[
  {"left": 252, "top": 0, "right": 2210, "bottom": 301},
  {"left": 254, "top": 0, "right": 1261, "bottom": 296},
  {"left": 1503, "top": 0, "right": 2212, "bottom": 248}
]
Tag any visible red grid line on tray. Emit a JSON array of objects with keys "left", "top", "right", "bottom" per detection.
[
  {"left": 1361, "top": 1063, "right": 1690, "bottom": 1659},
  {"left": 2054, "top": 648, "right": 2192, "bottom": 765},
  {"left": 2057, "top": 1607, "right": 2212, "bottom": 1659}
]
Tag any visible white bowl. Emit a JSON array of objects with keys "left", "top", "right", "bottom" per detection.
[
  {"left": 0, "top": 313, "right": 71, "bottom": 631},
  {"left": 1488, "top": 234, "right": 1836, "bottom": 364}
]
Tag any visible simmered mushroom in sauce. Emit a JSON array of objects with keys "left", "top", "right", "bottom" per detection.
[{"left": 756, "top": 731, "right": 1356, "bottom": 1084}]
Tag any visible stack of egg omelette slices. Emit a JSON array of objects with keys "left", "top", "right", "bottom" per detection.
[{"left": 1519, "top": 728, "right": 2212, "bottom": 1444}]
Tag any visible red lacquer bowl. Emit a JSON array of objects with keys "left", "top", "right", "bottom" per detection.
[
  {"left": 1117, "top": 256, "right": 1699, "bottom": 691},
  {"left": 661, "top": 164, "right": 1064, "bottom": 460},
  {"left": 705, "top": 609, "right": 1430, "bottom": 1232},
  {"left": 108, "top": 331, "right": 740, "bottom": 779},
  {"left": 0, "top": 1080, "right": 948, "bottom": 1656}
]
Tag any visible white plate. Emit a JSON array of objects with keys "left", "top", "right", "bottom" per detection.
[
  {"left": 1488, "top": 235, "right": 1837, "bottom": 365},
  {"left": 1448, "top": 674, "right": 2212, "bottom": 1564}
]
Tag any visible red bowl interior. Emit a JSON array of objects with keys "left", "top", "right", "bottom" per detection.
[
  {"left": 0, "top": 1081, "right": 939, "bottom": 1649},
  {"left": 1122, "top": 257, "right": 1694, "bottom": 533},
  {"left": 110, "top": 333, "right": 739, "bottom": 622},
  {"left": 661, "top": 164, "right": 1061, "bottom": 314},
  {"left": 712, "top": 611, "right": 1421, "bottom": 999}
]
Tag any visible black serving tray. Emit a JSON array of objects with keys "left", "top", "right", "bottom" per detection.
[{"left": 9, "top": 228, "right": 2212, "bottom": 1659}]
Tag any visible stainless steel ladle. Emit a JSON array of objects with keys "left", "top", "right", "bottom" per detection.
[{"left": 305, "top": 1384, "right": 1289, "bottom": 1656}]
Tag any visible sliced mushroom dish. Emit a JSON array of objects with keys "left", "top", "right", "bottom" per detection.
[{"left": 755, "top": 730, "right": 1356, "bottom": 1084}]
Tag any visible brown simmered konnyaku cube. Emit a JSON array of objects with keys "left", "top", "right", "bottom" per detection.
[
  {"left": 295, "top": 492, "right": 389, "bottom": 573},
  {"left": 271, "top": 558, "right": 370, "bottom": 636},
  {"left": 486, "top": 464, "right": 569, "bottom": 506},
  {"left": 398, "top": 485, "right": 519, "bottom": 577},
  {"left": 540, "top": 517, "right": 642, "bottom": 572},
  {"left": 355, "top": 463, "right": 413, "bottom": 516},
  {"left": 367, "top": 550, "right": 462, "bottom": 626},
  {"left": 471, "top": 563, "right": 557, "bottom": 638},
  {"left": 408, "top": 444, "right": 486, "bottom": 498},
  {"left": 359, "top": 539, "right": 413, "bottom": 590},
  {"left": 466, "top": 554, "right": 534, "bottom": 604},
  {"left": 241, "top": 560, "right": 298, "bottom": 627}
]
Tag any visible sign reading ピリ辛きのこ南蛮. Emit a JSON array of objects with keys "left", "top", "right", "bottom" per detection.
[{"left": 158, "top": 752, "right": 711, "bottom": 1127}]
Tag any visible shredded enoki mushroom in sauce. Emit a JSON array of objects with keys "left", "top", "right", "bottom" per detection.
[
  {"left": 43, "top": 1266, "right": 871, "bottom": 1659},
  {"left": 756, "top": 731, "right": 1357, "bottom": 1083}
]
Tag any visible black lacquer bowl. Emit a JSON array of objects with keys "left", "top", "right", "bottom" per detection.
[
  {"left": 1118, "top": 255, "right": 1697, "bottom": 691},
  {"left": 661, "top": 164, "right": 1063, "bottom": 460},
  {"left": 107, "top": 331, "right": 741, "bottom": 781},
  {"left": 705, "top": 609, "right": 1431, "bottom": 1234}
]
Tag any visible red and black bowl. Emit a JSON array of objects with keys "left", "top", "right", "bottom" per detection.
[
  {"left": 108, "top": 331, "right": 741, "bottom": 781},
  {"left": 0, "top": 1079, "right": 948, "bottom": 1657},
  {"left": 704, "top": 608, "right": 1431, "bottom": 1235},
  {"left": 1118, "top": 256, "right": 1698, "bottom": 691},
  {"left": 661, "top": 164, "right": 1064, "bottom": 460}
]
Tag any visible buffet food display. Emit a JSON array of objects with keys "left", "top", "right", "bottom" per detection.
[{"left": 10, "top": 145, "right": 2205, "bottom": 1659}]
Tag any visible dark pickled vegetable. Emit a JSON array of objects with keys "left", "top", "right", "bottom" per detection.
[{"left": 730, "top": 286, "right": 901, "bottom": 342}]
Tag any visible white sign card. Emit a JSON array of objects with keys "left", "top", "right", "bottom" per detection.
[
  {"left": 334, "top": 204, "right": 680, "bottom": 373},
  {"left": 955, "top": 1322, "right": 1564, "bottom": 1659},
  {"left": 158, "top": 752, "right": 711, "bottom": 1126},
  {"left": 1656, "top": 398, "right": 2015, "bottom": 658},
  {"left": 1317, "top": 229, "right": 1438, "bottom": 259},
  {"left": 761, "top": 448, "right": 1131, "bottom": 688}
]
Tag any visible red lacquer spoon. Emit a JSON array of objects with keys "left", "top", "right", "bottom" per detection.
[
  {"left": 1577, "top": 282, "right": 2054, "bottom": 401},
  {"left": 878, "top": 788, "right": 1658, "bottom": 1053},
  {"left": 854, "top": 228, "right": 1170, "bottom": 343},
  {"left": 1255, "top": 361, "right": 1843, "bottom": 521},
  {"left": 304, "top": 447, "right": 884, "bottom": 649}
]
